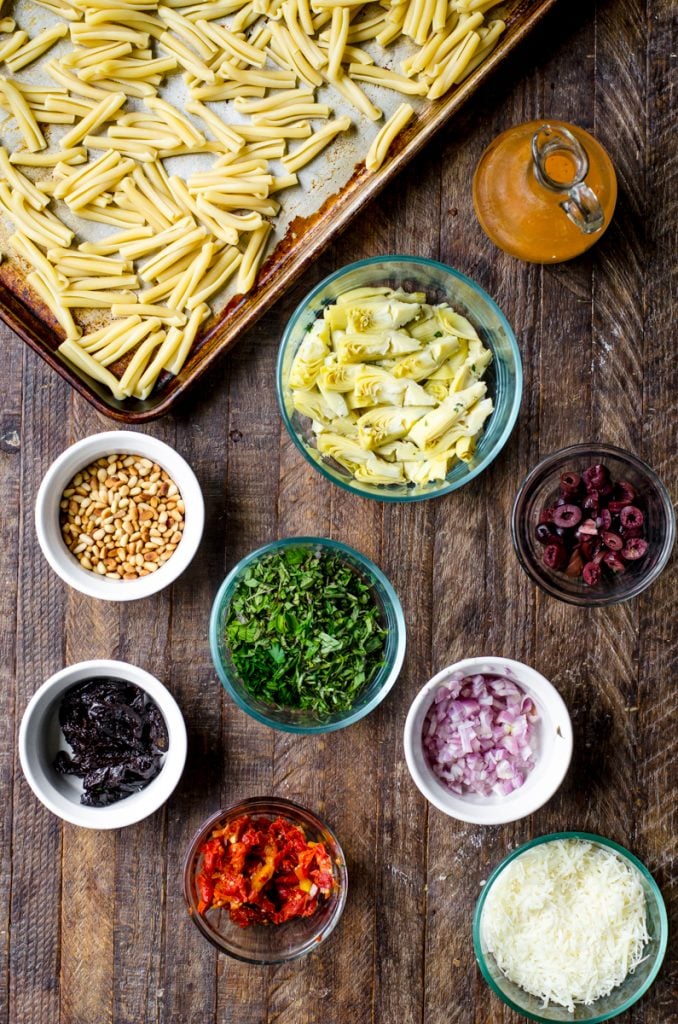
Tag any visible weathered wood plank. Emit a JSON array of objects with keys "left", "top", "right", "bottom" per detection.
[
  {"left": 10, "top": 352, "right": 70, "bottom": 1024},
  {"left": 582, "top": 0, "right": 647, "bottom": 859},
  {"left": 60, "top": 829, "right": 116, "bottom": 1024},
  {"left": 637, "top": 2, "right": 678, "bottom": 1023},
  {"left": 0, "top": 329, "right": 24, "bottom": 1024}
]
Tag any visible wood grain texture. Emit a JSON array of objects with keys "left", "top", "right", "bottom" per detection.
[
  {"left": 637, "top": 2, "right": 678, "bottom": 1021},
  {"left": 0, "top": 336, "right": 23, "bottom": 1024},
  {"left": 9, "top": 352, "right": 69, "bottom": 1024},
  {"left": 1, "top": 1, "right": 676, "bottom": 1022}
]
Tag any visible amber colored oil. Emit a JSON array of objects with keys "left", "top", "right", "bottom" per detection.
[{"left": 472, "top": 120, "right": 617, "bottom": 263}]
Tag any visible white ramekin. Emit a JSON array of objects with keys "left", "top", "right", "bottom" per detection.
[
  {"left": 19, "top": 659, "right": 187, "bottom": 830},
  {"left": 403, "top": 656, "right": 573, "bottom": 825},
  {"left": 35, "top": 431, "right": 204, "bottom": 600}
]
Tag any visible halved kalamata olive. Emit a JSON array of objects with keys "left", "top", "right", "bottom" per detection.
[
  {"left": 543, "top": 543, "right": 567, "bottom": 570},
  {"left": 535, "top": 523, "right": 553, "bottom": 544},
  {"left": 552, "top": 504, "right": 583, "bottom": 528},
  {"left": 603, "top": 551, "right": 626, "bottom": 573},
  {"left": 559, "top": 471, "right": 581, "bottom": 496},
  {"left": 565, "top": 548, "right": 584, "bottom": 577},
  {"left": 620, "top": 505, "right": 644, "bottom": 529},
  {"left": 596, "top": 509, "right": 612, "bottom": 530},
  {"left": 601, "top": 530, "right": 624, "bottom": 551},
  {"left": 583, "top": 491, "right": 600, "bottom": 512},
  {"left": 616, "top": 480, "right": 636, "bottom": 502},
  {"left": 577, "top": 518, "right": 599, "bottom": 537},
  {"left": 583, "top": 464, "right": 610, "bottom": 491},
  {"left": 607, "top": 499, "right": 629, "bottom": 515},
  {"left": 582, "top": 561, "right": 602, "bottom": 586},
  {"left": 621, "top": 537, "right": 649, "bottom": 560}
]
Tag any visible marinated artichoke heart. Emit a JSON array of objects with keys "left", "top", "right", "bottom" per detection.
[
  {"left": 357, "top": 405, "right": 431, "bottom": 450},
  {"left": 349, "top": 366, "right": 407, "bottom": 408},
  {"left": 290, "top": 287, "right": 494, "bottom": 487},
  {"left": 289, "top": 320, "right": 330, "bottom": 390}
]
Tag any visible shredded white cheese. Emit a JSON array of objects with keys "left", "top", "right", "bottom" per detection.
[{"left": 481, "top": 839, "right": 649, "bottom": 1011}]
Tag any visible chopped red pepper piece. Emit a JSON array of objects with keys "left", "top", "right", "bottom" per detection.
[{"left": 195, "top": 815, "right": 336, "bottom": 928}]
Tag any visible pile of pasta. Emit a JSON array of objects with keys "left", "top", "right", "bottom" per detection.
[
  {"left": 289, "top": 286, "right": 494, "bottom": 486},
  {"left": 0, "top": 0, "right": 505, "bottom": 400}
]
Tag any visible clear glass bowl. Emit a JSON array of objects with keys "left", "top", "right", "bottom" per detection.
[
  {"left": 183, "top": 797, "right": 348, "bottom": 964},
  {"left": 473, "top": 832, "right": 668, "bottom": 1022},
  {"left": 276, "top": 256, "right": 523, "bottom": 502},
  {"left": 209, "top": 537, "right": 406, "bottom": 733},
  {"left": 511, "top": 443, "right": 675, "bottom": 606}
]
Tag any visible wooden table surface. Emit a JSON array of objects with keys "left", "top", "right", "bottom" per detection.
[{"left": 1, "top": 0, "right": 676, "bottom": 1021}]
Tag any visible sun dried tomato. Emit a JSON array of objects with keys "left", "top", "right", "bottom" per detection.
[
  {"left": 195, "top": 815, "right": 335, "bottom": 928},
  {"left": 201, "top": 837, "right": 223, "bottom": 875},
  {"left": 197, "top": 876, "right": 214, "bottom": 915}
]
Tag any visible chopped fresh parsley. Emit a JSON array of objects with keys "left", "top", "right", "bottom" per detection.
[{"left": 225, "top": 547, "right": 387, "bottom": 716}]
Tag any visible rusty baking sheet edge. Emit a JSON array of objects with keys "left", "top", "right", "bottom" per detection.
[{"left": 0, "top": 0, "right": 559, "bottom": 423}]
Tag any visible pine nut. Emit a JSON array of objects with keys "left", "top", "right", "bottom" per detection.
[{"left": 59, "top": 453, "right": 184, "bottom": 582}]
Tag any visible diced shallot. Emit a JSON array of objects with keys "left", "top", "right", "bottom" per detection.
[{"left": 422, "top": 671, "right": 538, "bottom": 797}]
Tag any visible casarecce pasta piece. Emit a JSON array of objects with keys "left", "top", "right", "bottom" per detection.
[{"left": 365, "top": 102, "right": 414, "bottom": 172}]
